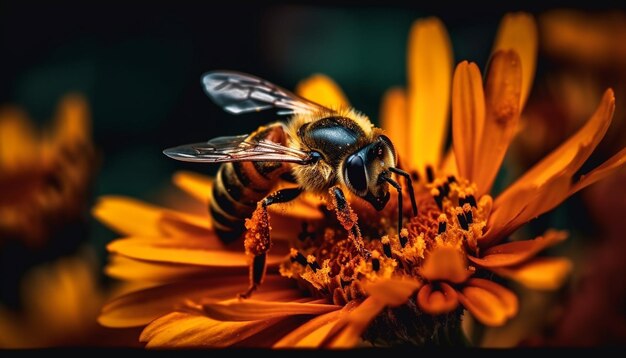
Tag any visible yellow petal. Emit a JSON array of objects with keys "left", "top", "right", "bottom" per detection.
[
  {"left": 0, "top": 109, "right": 39, "bottom": 170},
  {"left": 140, "top": 311, "right": 282, "bottom": 348},
  {"left": 452, "top": 61, "right": 485, "bottom": 181},
  {"left": 295, "top": 74, "right": 349, "bottom": 109},
  {"left": 496, "top": 89, "right": 615, "bottom": 207},
  {"left": 172, "top": 171, "right": 213, "bottom": 205},
  {"left": 325, "top": 298, "right": 385, "bottom": 348},
  {"left": 466, "top": 278, "right": 518, "bottom": 318},
  {"left": 202, "top": 298, "right": 339, "bottom": 321},
  {"left": 99, "top": 275, "right": 293, "bottom": 327},
  {"left": 492, "top": 12, "right": 538, "bottom": 108},
  {"left": 363, "top": 276, "right": 422, "bottom": 306},
  {"left": 470, "top": 230, "right": 567, "bottom": 268},
  {"left": 407, "top": 17, "right": 453, "bottom": 172},
  {"left": 420, "top": 246, "right": 471, "bottom": 283},
  {"left": 105, "top": 255, "right": 209, "bottom": 282},
  {"left": 416, "top": 282, "right": 459, "bottom": 315},
  {"left": 380, "top": 87, "right": 408, "bottom": 164},
  {"left": 440, "top": 148, "right": 458, "bottom": 177},
  {"left": 273, "top": 310, "right": 342, "bottom": 348},
  {"left": 107, "top": 237, "right": 287, "bottom": 267},
  {"left": 473, "top": 50, "right": 522, "bottom": 196},
  {"left": 92, "top": 196, "right": 212, "bottom": 237},
  {"left": 492, "top": 257, "right": 572, "bottom": 291},
  {"left": 458, "top": 286, "right": 507, "bottom": 327}
]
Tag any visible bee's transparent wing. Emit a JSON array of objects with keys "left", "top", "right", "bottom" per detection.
[
  {"left": 202, "top": 71, "right": 327, "bottom": 115},
  {"left": 163, "top": 134, "right": 313, "bottom": 164}
]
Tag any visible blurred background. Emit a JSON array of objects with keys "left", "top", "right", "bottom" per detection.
[{"left": 0, "top": 0, "right": 625, "bottom": 347}]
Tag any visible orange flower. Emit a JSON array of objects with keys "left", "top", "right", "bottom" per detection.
[
  {"left": 0, "top": 94, "right": 96, "bottom": 247},
  {"left": 94, "top": 12, "right": 626, "bottom": 348}
]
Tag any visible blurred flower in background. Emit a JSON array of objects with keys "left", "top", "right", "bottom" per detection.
[{"left": 0, "top": 94, "right": 95, "bottom": 247}]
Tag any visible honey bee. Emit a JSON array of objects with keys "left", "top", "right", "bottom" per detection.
[{"left": 164, "top": 71, "right": 417, "bottom": 297}]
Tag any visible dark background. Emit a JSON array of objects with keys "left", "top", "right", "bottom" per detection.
[{"left": 1, "top": 0, "right": 625, "bottom": 346}]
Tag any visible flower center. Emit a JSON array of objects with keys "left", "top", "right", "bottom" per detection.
[{"left": 279, "top": 173, "right": 492, "bottom": 305}]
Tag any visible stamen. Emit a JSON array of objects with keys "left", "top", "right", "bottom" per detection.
[
  {"left": 447, "top": 175, "right": 457, "bottom": 183},
  {"left": 431, "top": 187, "right": 443, "bottom": 210},
  {"left": 463, "top": 203, "right": 473, "bottom": 224},
  {"left": 411, "top": 170, "right": 419, "bottom": 182},
  {"left": 307, "top": 255, "right": 321, "bottom": 272},
  {"left": 467, "top": 194, "right": 477, "bottom": 208},
  {"left": 399, "top": 228, "right": 408, "bottom": 248},
  {"left": 456, "top": 207, "right": 469, "bottom": 230},
  {"left": 381, "top": 236, "right": 392, "bottom": 258},
  {"left": 371, "top": 258, "right": 380, "bottom": 272},
  {"left": 290, "top": 248, "right": 308, "bottom": 267},
  {"left": 437, "top": 214, "right": 447, "bottom": 234},
  {"left": 442, "top": 182, "right": 450, "bottom": 197},
  {"left": 426, "top": 165, "right": 435, "bottom": 183},
  {"left": 459, "top": 195, "right": 467, "bottom": 207}
]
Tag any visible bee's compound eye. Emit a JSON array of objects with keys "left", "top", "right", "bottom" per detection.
[{"left": 345, "top": 154, "right": 367, "bottom": 193}]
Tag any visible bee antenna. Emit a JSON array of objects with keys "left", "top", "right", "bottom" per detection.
[
  {"left": 389, "top": 167, "right": 418, "bottom": 216},
  {"left": 383, "top": 175, "right": 404, "bottom": 236}
]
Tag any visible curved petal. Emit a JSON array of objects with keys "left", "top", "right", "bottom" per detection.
[
  {"left": 0, "top": 109, "right": 39, "bottom": 168},
  {"left": 570, "top": 147, "right": 626, "bottom": 195},
  {"left": 201, "top": 298, "right": 339, "bottom": 322},
  {"left": 380, "top": 87, "right": 408, "bottom": 164},
  {"left": 420, "top": 246, "right": 471, "bottom": 283},
  {"left": 492, "top": 12, "right": 538, "bottom": 108},
  {"left": 416, "top": 282, "right": 459, "bottom": 315},
  {"left": 491, "top": 257, "right": 572, "bottom": 290},
  {"left": 107, "top": 238, "right": 287, "bottom": 267},
  {"left": 466, "top": 278, "right": 518, "bottom": 318},
  {"left": 98, "top": 275, "right": 294, "bottom": 327},
  {"left": 140, "top": 311, "right": 282, "bottom": 348},
  {"left": 407, "top": 17, "right": 453, "bottom": 172},
  {"left": 474, "top": 50, "right": 522, "bottom": 196},
  {"left": 295, "top": 74, "right": 350, "bottom": 109},
  {"left": 172, "top": 171, "right": 213, "bottom": 205},
  {"left": 363, "top": 276, "right": 423, "bottom": 306},
  {"left": 469, "top": 230, "right": 567, "bottom": 268},
  {"left": 273, "top": 310, "right": 342, "bottom": 348},
  {"left": 457, "top": 286, "right": 508, "bottom": 327},
  {"left": 452, "top": 61, "right": 485, "bottom": 181}
]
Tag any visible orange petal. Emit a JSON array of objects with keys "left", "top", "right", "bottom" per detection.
[
  {"left": 99, "top": 275, "right": 293, "bottom": 327},
  {"left": 107, "top": 238, "right": 287, "bottom": 267},
  {"left": 457, "top": 286, "right": 508, "bottom": 327},
  {"left": 420, "top": 246, "right": 471, "bottom": 283},
  {"left": 140, "top": 311, "right": 282, "bottom": 348},
  {"left": 105, "top": 255, "right": 210, "bottom": 282},
  {"left": 440, "top": 148, "right": 458, "bottom": 177},
  {"left": 407, "top": 17, "right": 453, "bottom": 172},
  {"left": 492, "top": 12, "right": 538, "bottom": 108},
  {"left": 202, "top": 298, "right": 339, "bottom": 322},
  {"left": 452, "top": 61, "right": 485, "bottom": 181},
  {"left": 52, "top": 94, "right": 91, "bottom": 143},
  {"left": 363, "top": 276, "right": 423, "bottom": 306},
  {"left": 491, "top": 257, "right": 572, "bottom": 291},
  {"left": 416, "top": 282, "right": 459, "bottom": 315},
  {"left": 473, "top": 50, "right": 522, "bottom": 196},
  {"left": 380, "top": 87, "right": 408, "bottom": 162},
  {"left": 466, "top": 278, "right": 518, "bottom": 318},
  {"left": 0, "top": 109, "right": 39, "bottom": 169},
  {"left": 470, "top": 230, "right": 567, "bottom": 268},
  {"left": 273, "top": 310, "right": 342, "bottom": 348},
  {"left": 570, "top": 147, "right": 626, "bottom": 195},
  {"left": 495, "top": 89, "right": 615, "bottom": 209},
  {"left": 172, "top": 171, "right": 213, "bottom": 206},
  {"left": 295, "top": 74, "right": 349, "bottom": 109},
  {"left": 325, "top": 298, "right": 385, "bottom": 348}
]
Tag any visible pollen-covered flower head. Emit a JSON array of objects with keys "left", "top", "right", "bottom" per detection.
[{"left": 94, "top": 12, "right": 626, "bottom": 348}]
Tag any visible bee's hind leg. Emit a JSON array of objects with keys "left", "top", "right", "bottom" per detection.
[
  {"left": 330, "top": 186, "right": 370, "bottom": 259},
  {"left": 239, "top": 187, "right": 303, "bottom": 299}
]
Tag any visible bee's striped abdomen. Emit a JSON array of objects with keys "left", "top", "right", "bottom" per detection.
[{"left": 210, "top": 124, "right": 291, "bottom": 242}]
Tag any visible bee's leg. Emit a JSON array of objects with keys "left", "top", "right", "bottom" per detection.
[
  {"left": 239, "top": 187, "right": 303, "bottom": 299},
  {"left": 330, "top": 186, "right": 370, "bottom": 258}
]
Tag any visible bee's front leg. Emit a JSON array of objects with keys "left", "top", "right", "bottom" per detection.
[
  {"left": 329, "top": 186, "right": 370, "bottom": 259},
  {"left": 239, "top": 187, "right": 303, "bottom": 299}
]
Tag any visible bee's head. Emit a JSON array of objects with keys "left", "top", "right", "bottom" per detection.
[{"left": 341, "top": 135, "right": 396, "bottom": 211}]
